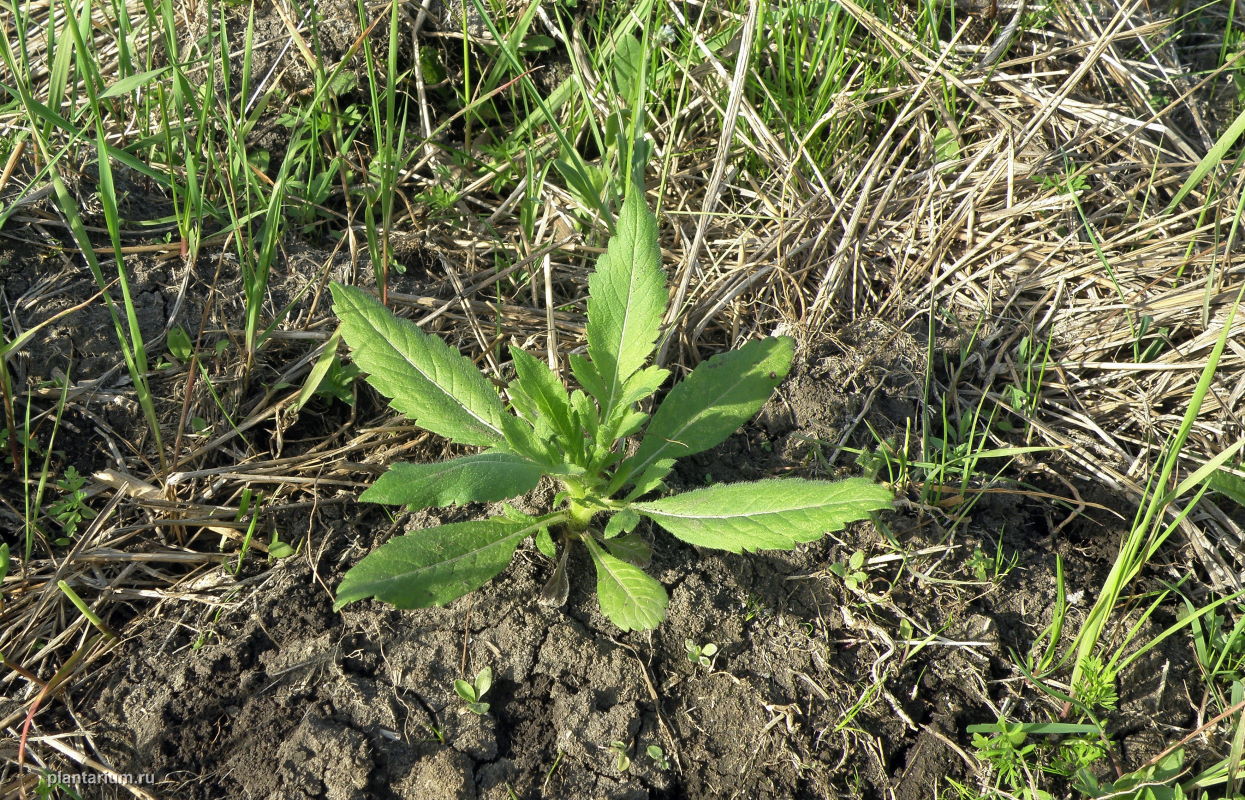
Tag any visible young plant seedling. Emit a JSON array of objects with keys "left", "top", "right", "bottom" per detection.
[
  {"left": 453, "top": 666, "right": 493, "bottom": 715},
  {"left": 330, "top": 186, "right": 893, "bottom": 630},
  {"left": 829, "top": 549, "right": 868, "bottom": 592},
  {"left": 607, "top": 740, "right": 631, "bottom": 772},
  {"left": 685, "top": 639, "right": 718, "bottom": 668}
]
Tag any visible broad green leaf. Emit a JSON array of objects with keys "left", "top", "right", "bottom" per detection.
[
  {"left": 358, "top": 453, "right": 543, "bottom": 508},
  {"left": 585, "top": 190, "right": 667, "bottom": 418},
  {"left": 331, "top": 283, "right": 508, "bottom": 447},
  {"left": 604, "top": 508, "right": 640, "bottom": 538},
  {"left": 634, "top": 478, "right": 892, "bottom": 553},
  {"left": 474, "top": 666, "right": 493, "bottom": 697},
  {"left": 604, "top": 533, "right": 651, "bottom": 568},
  {"left": 616, "top": 365, "right": 669, "bottom": 409},
  {"left": 454, "top": 679, "right": 476, "bottom": 701},
  {"left": 583, "top": 536, "right": 667, "bottom": 631},
  {"left": 0, "top": 542, "right": 8, "bottom": 583},
  {"left": 334, "top": 517, "right": 543, "bottom": 610},
  {"left": 508, "top": 346, "right": 575, "bottom": 441},
  {"left": 616, "top": 337, "right": 793, "bottom": 492}
]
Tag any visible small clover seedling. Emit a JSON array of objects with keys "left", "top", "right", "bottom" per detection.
[
  {"left": 453, "top": 666, "right": 493, "bottom": 715},
  {"left": 331, "top": 186, "right": 893, "bottom": 630},
  {"left": 646, "top": 745, "right": 670, "bottom": 770}
]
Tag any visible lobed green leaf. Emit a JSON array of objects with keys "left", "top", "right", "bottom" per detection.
[
  {"left": 584, "top": 190, "right": 668, "bottom": 419},
  {"left": 334, "top": 517, "right": 544, "bottom": 610},
  {"left": 584, "top": 536, "right": 668, "bottom": 631},
  {"left": 634, "top": 478, "right": 892, "bottom": 554},
  {"left": 615, "top": 336, "right": 793, "bottom": 492},
  {"left": 331, "top": 283, "right": 508, "bottom": 447},
  {"left": 358, "top": 453, "right": 544, "bottom": 509}
]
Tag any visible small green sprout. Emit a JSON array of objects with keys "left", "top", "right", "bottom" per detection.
[
  {"left": 453, "top": 666, "right": 493, "bottom": 715},
  {"left": 685, "top": 639, "right": 718, "bottom": 668},
  {"left": 646, "top": 744, "right": 670, "bottom": 770},
  {"left": 607, "top": 740, "right": 631, "bottom": 772},
  {"left": 47, "top": 467, "right": 96, "bottom": 542},
  {"left": 829, "top": 549, "right": 867, "bottom": 591}
]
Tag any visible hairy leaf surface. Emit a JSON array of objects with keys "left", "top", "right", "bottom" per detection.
[
  {"left": 331, "top": 283, "right": 507, "bottom": 447},
  {"left": 634, "top": 478, "right": 892, "bottom": 553},
  {"left": 617, "top": 337, "right": 793, "bottom": 491},
  {"left": 334, "top": 518, "right": 542, "bottom": 610},
  {"left": 359, "top": 453, "right": 544, "bottom": 508},
  {"left": 584, "top": 536, "right": 667, "bottom": 631},
  {"left": 584, "top": 190, "right": 667, "bottom": 418}
]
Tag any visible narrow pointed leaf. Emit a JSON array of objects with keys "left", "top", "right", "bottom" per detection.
[
  {"left": 331, "top": 282, "right": 507, "bottom": 447},
  {"left": 585, "top": 190, "right": 667, "bottom": 417},
  {"left": 358, "top": 453, "right": 543, "bottom": 508},
  {"left": 634, "top": 478, "right": 892, "bottom": 554},
  {"left": 569, "top": 354, "right": 608, "bottom": 405},
  {"left": 584, "top": 536, "right": 668, "bottom": 631},
  {"left": 334, "top": 518, "right": 542, "bottom": 610},
  {"left": 508, "top": 346, "right": 575, "bottom": 441},
  {"left": 617, "top": 337, "right": 793, "bottom": 491}
]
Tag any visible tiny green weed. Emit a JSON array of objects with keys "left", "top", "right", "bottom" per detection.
[
  {"left": 47, "top": 467, "right": 96, "bottom": 543},
  {"left": 454, "top": 666, "right": 493, "bottom": 715},
  {"left": 685, "top": 640, "right": 718, "bottom": 668},
  {"left": 829, "top": 549, "right": 868, "bottom": 592}
]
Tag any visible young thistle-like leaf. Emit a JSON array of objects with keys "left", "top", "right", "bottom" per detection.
[
  {"left": 634, "top": 478, "right": 893, "bottom": 554},
  {"left": 583, "top": 189, "right": 668, "bottom": 421},
  {"left": 359, "top": 453, "right": 543, "bottom": 509},
  {"left": 614, "top": 337, "right": 793, "bottom": 493},
  {"left": 330, "top": 284, "right": 508, "bottom": 447},
  {"left": 508, "top": 345, "right": 576, "bottom": 444},
  {"left": 334, "top": 518, "right": 545, "bottom": 611}
]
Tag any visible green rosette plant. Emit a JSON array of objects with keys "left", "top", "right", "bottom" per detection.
[{"left": 330, "top": 188, "right": 892, "bottom": 630}]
